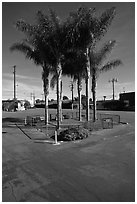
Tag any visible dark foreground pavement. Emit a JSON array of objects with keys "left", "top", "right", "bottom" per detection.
[{"left": 2, "top": 121, "right": 135, "bottom": 202}]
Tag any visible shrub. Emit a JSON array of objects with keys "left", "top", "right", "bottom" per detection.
[{"left": 51, "top": 127, "right": 88, "bottom": 141}]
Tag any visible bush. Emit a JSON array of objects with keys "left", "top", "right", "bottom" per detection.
[{"left": 51, "top": 127, "right": 88, "bottom": 141}]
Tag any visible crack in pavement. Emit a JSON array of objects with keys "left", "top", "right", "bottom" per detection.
[
  {"left": 8, "top": 180, "right": 17, "bottom": 202},
  {"left": 3, "top": 162, "right": 18, "bottom": 202}
]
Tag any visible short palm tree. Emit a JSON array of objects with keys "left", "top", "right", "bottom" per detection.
[{"left": 89, "top": 40, "right": 123, "bottom": 121}]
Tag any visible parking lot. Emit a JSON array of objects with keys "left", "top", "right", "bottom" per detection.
[{"left": 2, "top": 109, "right": 135, "bottom": 202}]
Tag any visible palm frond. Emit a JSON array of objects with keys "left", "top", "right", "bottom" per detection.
[
  {"left": 97, "top": 7, "right": 116, "bottom": 39},
  {"left": 65, "top": 6, "right": 96, "bottom": 49},
  {"left": 99, "top": 59, "right": 123, "bottom": 73},
  {"left": 96, "top": 40, "right": 116, "bottom": 65},
  {"left": 10, "top": 42, "right": 33, "bottom": 56},
  {"left": 36, "top": 10, "right": 50, "bottom": 27},
  {"left": 15, "top": 20, "right": 36, "bottom": 37},
  {"left": 50, "top": 74, "right": 57, "bottom": 90},
  {"left": 62, "top": 49, "right": 87, "bottom": 79},
  {"left": 49, "top": 9, "right": 61, "bottom": 31},
  {"left": 36, "top": 11, "right": 52, "bottom": 38},
  {"left": 10, "top": 42, "right": 42, "bottom": 65}
]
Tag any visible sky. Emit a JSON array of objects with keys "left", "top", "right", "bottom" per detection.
[{"left": 2, "top": 1, "right": 135, "bottom": 101}]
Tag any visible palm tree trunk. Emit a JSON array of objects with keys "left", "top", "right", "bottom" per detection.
[
  {"left": 92, "top": 75, "right": 97, "bottom": 122},
  {"left": 71, "top": 79, "right": 74, "bottom": 113},
  {"left": 42, "top": 68, "right": 49, "bottom": 125},
  {"left": 77, "top": 75, "right": 82, "bottom": 121},
  {"left": 86, "top": 48, "right": 90, "bottom": 121},
  {"left": 85, "top": 76, "right": 89, "bottom": 121},
  {"left": 57, "top": 76, "right": 60, "bottom": 129},
  {"left": 44, "top": 93, "right": 49, "bottom": 125},
  {"left": 57, "top": 61, "right": 62, "bottom": 130},
  {"left": 60, "top": 80, "right": 63, "bottom": 122}
]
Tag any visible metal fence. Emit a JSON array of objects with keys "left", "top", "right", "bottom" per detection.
[
  {"left": 25, "top": 112, "right": 120, "bottom": 131},
  {"left": 97, "top": 113, "right": 120, "bottom": 125},
  {"left": 3, "top": 112, "right": 120, "bottom": 139}
]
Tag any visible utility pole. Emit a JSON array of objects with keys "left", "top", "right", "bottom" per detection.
[
  {"left": 12, "top": 65, "right": 16, "bottom": 100},
  {"left": 109, "top": 78, "right": 118, "bottom": 100},
  {"left": 33, "top": 91, "right": 35, "bottom": 105}
]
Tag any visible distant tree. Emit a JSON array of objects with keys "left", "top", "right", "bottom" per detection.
[
  {"left": 24, "top": 100, "right": 31, "bottom": 109},
  {"left": 36, "top": 99, "right": 41, "bottom": 104},
  {"left": 63, "top": 96, "right": 69, "bottom": 100},
  {"left": 74, "top": 97, "right": 78, "bottom": 101},
  {"left": 81, "top": 95, "right": 86, "bottom": 100},
  {"left": 89, "top": 98, "right": 92, "bottom": 102}
]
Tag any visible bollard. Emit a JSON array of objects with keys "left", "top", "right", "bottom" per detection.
[
  {"left": 55, "top": 130, "right": 57, "bottom": 144},
  {"left": 53, "top": 130, "right": 60, "bottom": 145}
]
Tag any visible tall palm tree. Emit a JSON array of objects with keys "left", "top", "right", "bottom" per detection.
[
  {"left": 10, "top": 11, "right": 55, "bottom": 125},
  {"left": 10, "top": 42, "right": 51, "bottom": 125},
  {"left": 10, "top": 10, "right": 69, "bottom": 130},
  {"left": 46, "top": 9, "right": 74, "bottom": 130},
  {"left": 89, "top": 40, "right": 123, "bottom": 121},
  {"left": 65, "top": 6, "right": 116, "bottom": 122}
]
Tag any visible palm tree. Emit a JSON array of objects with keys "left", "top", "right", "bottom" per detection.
[
  {"left": 46, "top": 9, "right": 73, "bottom": 130},
  {"left": 62, "top": 50, "right": 87, "bottom": 121},
  {"left": 10, "top": 42, "right": 51, "bottom": 125},
  {"left": 50, "top": 49, "right": 87, "bottom": 121},
  {"left": 10, "top": 10, "right": 69, "bottom": 130},
  {"left": 89, "top": 40, "right": 123, "bottom": 121},
  {"left": 65, "top": 6, "right": 116, "bottom": 122},
  {"left": 10, "top": 11, "right": 56, "bottom": 125}
]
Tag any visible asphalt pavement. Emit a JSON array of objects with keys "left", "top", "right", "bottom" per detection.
[{"left": 2, "top": 111, "right": 135, "bottom": 202}]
